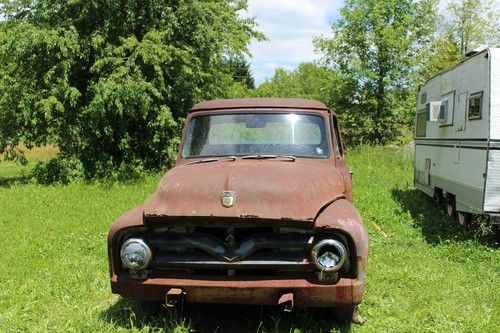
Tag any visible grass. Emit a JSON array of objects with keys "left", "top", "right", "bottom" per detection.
[{"left": 0, "top": 146, "right": 498, "bottom": 332}]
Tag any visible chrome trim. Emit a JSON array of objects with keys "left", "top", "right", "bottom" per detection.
[
  {"left": 148, "top": 233, "right": 312, "bottom": 262},
  {"left": 120, "top": 238, "right": 153, "bottom": 270},
  {"left": 311, "top": 239, "right": 347, "bottom": 272},
  {"left": 221, "top": 191, "right": 236, "bottom": 208}
]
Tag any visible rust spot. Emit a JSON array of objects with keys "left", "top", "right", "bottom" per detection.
[{"left": 239, "top": 214, "right": 259, "bottom": 218}]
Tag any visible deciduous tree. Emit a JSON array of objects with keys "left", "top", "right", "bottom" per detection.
[
  {"left": 0, "top": 0, "right": 262, "bottom": 177},
  {"left": 447, "top": 0, "right": 500, "bottom": 55},
  {"left": 315, "top": 0, "right": 437, "bottom": 144},
  {"left": 424, "top": 0, "right": 500, "bottom": 76}
]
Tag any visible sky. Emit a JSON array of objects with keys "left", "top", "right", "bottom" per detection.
[{"left": 246, "top": 0, "right": 343, "bottom": 85}]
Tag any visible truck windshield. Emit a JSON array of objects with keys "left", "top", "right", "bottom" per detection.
[{"left": 181, "top": 113, "right": 329, "bottom": 158}]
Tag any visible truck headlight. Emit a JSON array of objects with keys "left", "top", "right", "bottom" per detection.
[
  {"left": 120, "top": 238, "right": 152, "bottom": 270},
  {"left": 311, "top": 239, "right": 347, "bottom": 272}
]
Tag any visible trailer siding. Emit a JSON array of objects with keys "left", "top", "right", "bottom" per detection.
[
  {"left": 414, "top": 48, "right": 500, "bottom": 215},
  {"left": 484, "top": 49, "right": 500, "bottom": 212},
  {"left": 490, "top": 48, "right": 500, "bottom": 140},
  {"left": 484, "top": 150, "right": 500, "bottom": 212}
]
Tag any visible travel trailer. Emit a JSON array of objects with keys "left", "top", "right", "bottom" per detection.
[{"left": 414, "top": 48, "right": 499, "bottom": 225}]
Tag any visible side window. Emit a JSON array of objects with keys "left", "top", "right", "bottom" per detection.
[
  {"left": 331, "top": 116, "right": 343, "bottom": 157},
  {"left": 416, "top": 110, "right": 427, "bottom": 137},
  {"left": 439, "top": 91, "right": 455, "bottom": 126},
  {"left": 468, "top": 92, "right": 483, "bottom": 120},
  {"left": 420, "top": 92, "right": 427, "bottom": 104}
]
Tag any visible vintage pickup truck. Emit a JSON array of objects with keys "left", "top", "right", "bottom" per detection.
[{"left": 108, "top": 98, "right": 369, "bottom": 322}]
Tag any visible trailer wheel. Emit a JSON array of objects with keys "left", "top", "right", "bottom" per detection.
[
  {"left": 433, "top": 188, "right": 444, "bottom": 205},
  {"left": 445, "top": 196, "right": 456, "bottom": 217},
  {"left": 457, "top": 211, "right": 471, "bottom": 226}
]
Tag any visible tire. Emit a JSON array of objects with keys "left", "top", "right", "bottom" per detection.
[
  {"left": 457, "top": 211, "right": 471, "bottom": 226},
  {"left": 445, "top": 196, "right": 456, "bottom": 217},
  {"left": 433, "top": 189, "right": 444, "bottom": 205},
  {"left": 332, "top": 305, "right": 355, "bottom": 325}
]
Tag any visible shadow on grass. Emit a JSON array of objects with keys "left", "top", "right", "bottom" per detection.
[
  {"left": 391, "top": 187, "right": 498, "bottom": 247},
  {"left": 0, "top": 175, "right": 31, "bottom": 188},
  {"left": 101, "top": 298, "right": 353, "bottom": 333}
]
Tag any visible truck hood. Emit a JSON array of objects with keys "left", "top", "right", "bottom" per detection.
[{"left": 143, "top": 159, "right": 346, "bottom": 222}]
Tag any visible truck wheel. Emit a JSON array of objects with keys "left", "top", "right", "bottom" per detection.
[{"left": 457, "top": 211, "right": 471, "bottom": 226}]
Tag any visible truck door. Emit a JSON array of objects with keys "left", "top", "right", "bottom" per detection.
[{"left": 331, "top": 114, "right": 353, "bottom": 201}]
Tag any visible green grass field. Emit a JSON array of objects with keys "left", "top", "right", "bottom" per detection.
[{"left": 0, "top": 146, "right": 498, "bottom": 332}]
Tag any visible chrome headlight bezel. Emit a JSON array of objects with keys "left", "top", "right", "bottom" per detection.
[
  {"left": 120, "top": 238, "right": 152, "bottom": 271},
  {"left": 311, "top": 239, "right": 347, "bottom": 272}
]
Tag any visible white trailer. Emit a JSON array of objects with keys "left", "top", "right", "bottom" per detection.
[{"left": 414, "top": 48, "right": 500, "bottom": 225}]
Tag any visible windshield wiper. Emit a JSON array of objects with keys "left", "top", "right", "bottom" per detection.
[
  {"left": 187, "top": 156, "right": 237, "bottom": 165},
  {"left": 241, "top": 154, "right": 296, "bottom": 162}
]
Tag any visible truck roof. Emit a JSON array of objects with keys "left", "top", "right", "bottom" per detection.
[{"left": 190, "top": 98, "right": 329, "bottom": 113}]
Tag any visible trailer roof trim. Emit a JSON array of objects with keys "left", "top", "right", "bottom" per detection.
[{"left": 420, "top": 48, "right": 497, "bottom": 88}]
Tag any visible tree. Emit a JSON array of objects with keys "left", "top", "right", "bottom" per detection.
[
  {"left": 447, "top": 0, "right": 500, "bottom": 55},
  {"left": 315, "top": 0, "right": 437, "bottom": 145},
  {"left": 223, "top": 56, "right": 255, "bottom": 89},
  {"left": 242, "top": 63, "right": 364, "bottom": 144},
  {"left": 255, "top": 63, "right": 336, "bottom": 101},
  {"left": 424, "top": 0, "right": 500, "bottom": 76},
  {"left": 0, "top": 0, "right": 263, "bottom": 178}
]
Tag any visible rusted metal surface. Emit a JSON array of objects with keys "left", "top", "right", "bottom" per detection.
[
  {"left": 110, "top": 275, "right": 364, "bottom": 306},
  {"left": 107, "top": 98, "right": 369, "bottom": 310},
  {"left": 190, "top": 98, "right": 330, "bottom": 113},
  {"left": 143, "top": 158, "right": 346, "bottom": 222},
  {"left": 165, "top": 288, "right": 184, "bottom": 308},
  {"left": 278, "top": 293, "right": 294, "bottom": 312}
]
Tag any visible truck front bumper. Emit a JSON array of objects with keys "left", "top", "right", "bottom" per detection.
[{"left": 111, "top": 274, "right": 364, "bottom": 307}]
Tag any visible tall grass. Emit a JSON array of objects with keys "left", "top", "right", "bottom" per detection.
[{"left": 0, "top": 146, "right": 498, "bottom": 332}]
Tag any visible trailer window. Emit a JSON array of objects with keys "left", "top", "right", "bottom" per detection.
[
  {"left": 416, "top": 111, "right": 427, "bottom": 137},
  {"left": 439, "top": 91, "right": 455, "bottom": 126},
  {"left": 420, "top": 92, "right": 427, "bottom": 104},
  {"left": 468, "top": 92, "right": 482, "bottom": 120}
]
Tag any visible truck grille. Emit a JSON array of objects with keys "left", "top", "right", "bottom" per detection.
[{"left": 129, "top": 226, "right": 316, "bottom": 277}]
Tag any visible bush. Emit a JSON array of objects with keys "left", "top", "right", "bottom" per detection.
[{"left": 33, "top": 157, "right": 85, "bottom": 185}]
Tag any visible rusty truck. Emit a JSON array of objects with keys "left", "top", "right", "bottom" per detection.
[{"left": 108, "top": 98, "right": 369, "bottom": 323}]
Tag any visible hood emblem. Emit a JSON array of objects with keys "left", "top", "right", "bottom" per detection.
[{"left": 221, "top": 191, "right": 236, "bottom": 208}]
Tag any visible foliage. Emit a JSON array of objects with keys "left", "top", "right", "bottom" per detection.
[
  {"left": 255, "top": 63, "right": 340, "bottom": 103},
  {"left": 32, "top": 156, "right": 85, "bottom": 185},
  {"left": 224, "top": 62, "right": 341, "bottom": 102},
  {"left": 0, "top": 0, "right": 263, "bottom": 178},
  {"left": 421, "top": 30, "right": 465, "bottom": 79},
  {"left": 424, "top": 0, "right": 500, "bottom": 77},
  {"left": 1, "top": 146, "right": 498, "bottom": 332},
  {"left": 223, "top": 56, "right": 255, "bottom": 89},
  {"left": 244, "top": 63, "right": 364, "bottom": 145},
  {"left": 446, "top": 0, "right": 500, "bottom": 55},
  {"left": 315, "top": 0, "right": 438, "bottom": 145}
]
